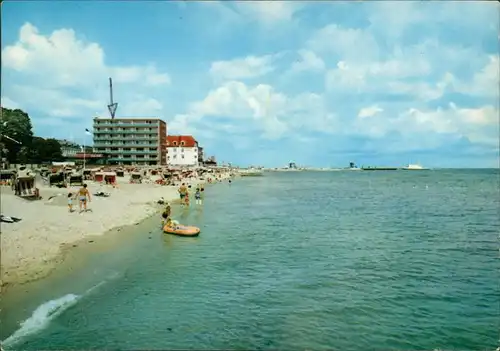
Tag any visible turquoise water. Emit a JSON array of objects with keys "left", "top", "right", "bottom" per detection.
[{"left": 1, "top": 170, "right": 499, "bottom": 350}]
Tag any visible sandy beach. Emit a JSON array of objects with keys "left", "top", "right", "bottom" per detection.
[{"left": 0, "top": 171, "right": 232, "bottom": 288}]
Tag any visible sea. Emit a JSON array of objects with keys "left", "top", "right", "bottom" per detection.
[{"left": 1, "top": 169, "right": 499, "bottom": 350}]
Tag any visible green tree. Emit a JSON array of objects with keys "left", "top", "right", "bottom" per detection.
[
  {"left": 31, "top": 137, "right": 64, "bottom": 163},
  {"left": 0, "top": 107, "right": 34, "bottom": 163},
  {"left": 42, "top": 138, "right": 64, "bottom": 162}
]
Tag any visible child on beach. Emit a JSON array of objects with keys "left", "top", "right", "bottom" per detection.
[
  {"left": 165, "top": 218, "right": 180, "bottom": 230},
  {"left": 199, "top": 188, "right": 205, "bottom": 205},
  {"left": 165, "top": 218, "right": 173, "bottom": 227},
  {"left": 184, "top": 192, "right": 190, "bottom": 207},
  {"left": 195, "top": 188, "right": 202, "bottom": 205},
  {"left": 161, "top": 203, "right": 171, "bottom": 226},
  {"left": 68, "top": 193, "right": 74, "bottom": 212}
]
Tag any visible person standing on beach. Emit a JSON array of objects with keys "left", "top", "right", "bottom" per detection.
[
  {"left": 68, "top": 193, "right": 74, "bottom": 213},
  {"left": 77, "top": 184, "right": 91, "bottom": 213}
]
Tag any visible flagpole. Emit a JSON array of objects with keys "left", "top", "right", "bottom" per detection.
[{"left": 83, "top": 133, "right": 86, "bottom": 170}]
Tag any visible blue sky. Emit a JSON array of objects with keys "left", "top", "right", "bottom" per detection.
[{"left": 1, "top": 1, "right": 499, "bottom": 168}]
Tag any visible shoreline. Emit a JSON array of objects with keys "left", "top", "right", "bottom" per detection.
[
  {"left": 1, "top": 172, "right": 232, "bottom": 290},
  {"left": 1, "top": 210, "right": 161, "bottom": 293},
  {"left": 0, "top": 211, "right": 166, "bottom": 344}
]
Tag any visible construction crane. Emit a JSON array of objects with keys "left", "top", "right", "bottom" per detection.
[{"left": 107, "top": 77, "right": 118, "bottom": 119}]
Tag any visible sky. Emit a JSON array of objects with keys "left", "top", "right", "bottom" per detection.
[{"left": 1, "top": 1, "right": 499, "bottom": 168}]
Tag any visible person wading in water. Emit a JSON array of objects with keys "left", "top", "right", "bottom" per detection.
[
  {"left": 161, "top": 203, "right": 171, "bottom": 226},
  {"left": 77, "top": 183, "right": 91, "bottom": 213},
  {"left": 178, "top": 183, "right": 188, "bottom": 206}
]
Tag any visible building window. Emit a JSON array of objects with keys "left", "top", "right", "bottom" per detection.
[
  {"left": 180, "top": 141, "right": 185, "bottom": 146},
  {"left": 173, "top": 141, "right": 178, "bottom": 146},
  {"left": 181, "top": 155, "right": 184, "bottom": 159},
  {"left": 173, "top": 155, "right": 177, "bottom": 159}
]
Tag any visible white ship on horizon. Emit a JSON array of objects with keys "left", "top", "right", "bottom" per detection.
[{"left": 401, "top": 163, "right": 430, "bottom": 170}]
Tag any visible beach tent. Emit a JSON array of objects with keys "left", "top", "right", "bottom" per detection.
[
  {"left": 129, "top": 172, "right": 142, "bottom": 184},
  {"left": 95, "top": 171, "right": 117, "bottom": 183},
  {"left": 67, "top": 172, "right": 83, "bottom": 186},
  {"left": 14, "top": 174, "right": 39, "bottom": 199}
]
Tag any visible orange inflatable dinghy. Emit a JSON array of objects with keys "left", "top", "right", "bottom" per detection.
[{"left": 163, "top": 225, "right": 200, "bottom": 237}]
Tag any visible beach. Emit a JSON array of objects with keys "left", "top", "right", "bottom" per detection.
[{"left": 0, "top": 169, "right": 232, "bottom": 288}]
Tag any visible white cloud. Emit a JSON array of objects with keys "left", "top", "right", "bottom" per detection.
[
  {"left": 457, "top": 55, "right": 499, "bottom": 99},
  {"left": 209, "top": 54, "right": 278, "bottom": 81},
  {"left": 368, "top": 1, "right": 499, "bottom": 40},
  {"left": 323, "top": 41, "right": 470, "bottom": 100},
  {"left": 401, "top": 105, "right": 500, "bottom": 148},
  {"left": 1, "top": 23, "right": 170, "bottom": 89},
  {"left": 358, "top": 105, "right": 383, "bottom": 119},
  {"left": 169, "top": 81, "right": 338, "bottom": 140},
  {"left": 326, "top": 61, "right": 367, "bottom": 91},
  {"left": 232, "top": 1, "right": 303, "bottom": 23},
  {"left": 1, "top": 23, "right": 170, "bottom": 124},
  {"left": 8, "top": 85, "right": 101, "bottom": 117},
  {"left": 307, "top": 24, "right": 380, "bottom": 62},
  {"left": 117, "top": 97, "right": 164, "bottom": 117},
  {"left": 306, "top": 18, "right": 492, "bottom": 105},
  {"left": 367, "top": 2, "right": 427, "bottom": 39},
  {"left": 113, "top": 66, "right": 170, "bottom": 86},
  {"left": 353, "top": 103, "right": 499, "bottom": 148},
  {"left": 289, "top": 50, "right": 325, "bottom": 74}
]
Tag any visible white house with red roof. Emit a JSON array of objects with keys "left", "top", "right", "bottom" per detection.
[{"left": 165, "top": 135, "right": 200, "bottom": 166}]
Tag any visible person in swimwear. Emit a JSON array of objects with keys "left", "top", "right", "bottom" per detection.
[
  {"left": 77, "top": 184, "right": 91, "bottom": 213},
  {"left": 199, "top": 187, "right": 205, "bottom": 205},
  {"left": 161, "top": 203, "right": 171, "bottom": 226},
  {"left": 184, "top": 191, "right": 190, "bottom": 207},
  {"left": 68, "top": 192, "right": 74, "bottom": 212},
  {"left": 195, "top": 188, "right": 202, "bottom": 205},
  {"left": 165, "top": 217, "right": 173, "bottom": 228},
  {"left": 178, "top": 183, "right": 187, "bottom": 205},
  {"left": 165, "top": 218, "right": 180, "bottom": 230}
]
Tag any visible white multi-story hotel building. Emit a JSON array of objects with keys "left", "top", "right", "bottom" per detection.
[
  {"left": 92, "top": 117, "right": 167, "bottom": 165},
  {"left": 166, "top": 135, "right": 199, "bottom": 167}
]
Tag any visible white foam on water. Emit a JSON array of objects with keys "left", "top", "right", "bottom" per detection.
[{"left": 1, "top": 279, "right": 109, "bottom": 349}]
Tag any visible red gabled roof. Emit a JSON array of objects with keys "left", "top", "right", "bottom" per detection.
[{"left": 166, "top": 135, "right": 197, "bottom": 147}]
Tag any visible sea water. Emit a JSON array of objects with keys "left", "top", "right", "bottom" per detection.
[{"left": 1, "top": 170, "right": 499, "bottom": 350}]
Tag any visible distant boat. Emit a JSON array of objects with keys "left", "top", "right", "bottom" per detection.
[
  {"left": 361, "top": 166, "right": 399, "bottom": 171},
  {"left": 401, "top": 164, "right": 430, "bottom": 171}
]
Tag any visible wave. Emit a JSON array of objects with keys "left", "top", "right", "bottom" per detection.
[{"left": 1, "top": 278, "right": 110, "bottom": 349}]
